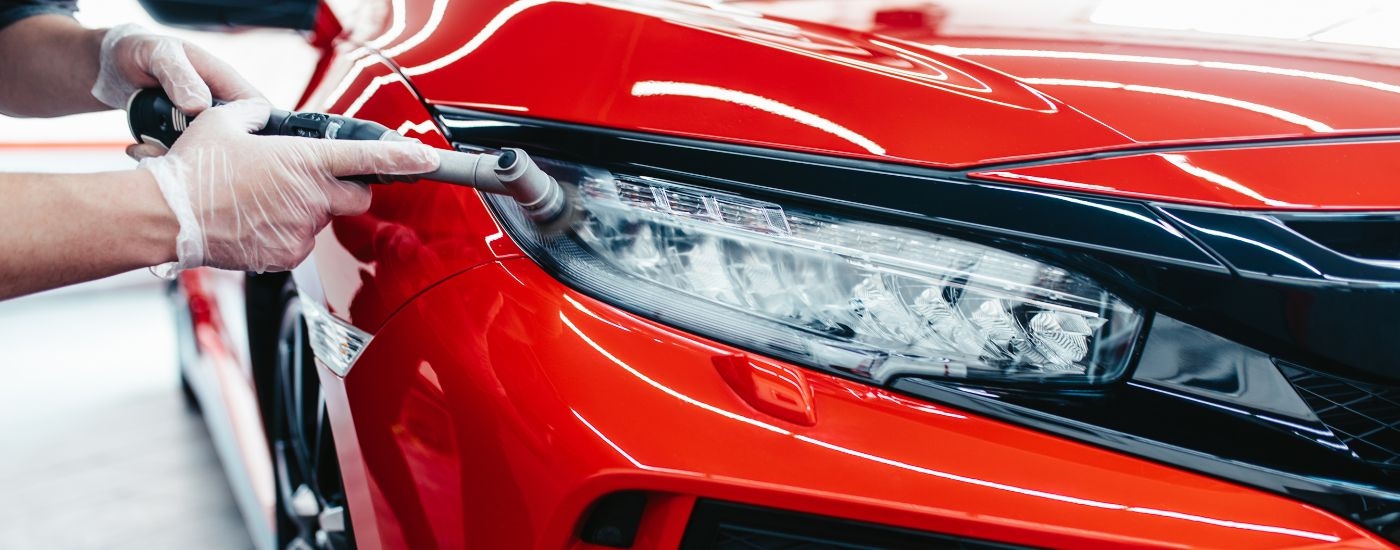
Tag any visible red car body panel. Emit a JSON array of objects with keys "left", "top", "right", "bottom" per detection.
[
  {"left": 326, "top": 258, "right": 1389, "bottom": 549},
  {"left": 178, "top": 1, "right": 1400, "bottom": 548},
  {"left": 328, "top": 0, "right": 1400, "bottom": 175},
  {"left": 970, "top": 140, "right": 1400, "bottom": 211},
  {"left": 299, "top": 55, "right": 525, "bottom": 331}
]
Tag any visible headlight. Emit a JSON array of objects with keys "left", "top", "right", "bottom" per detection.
[{"left": 487, "top": 159, "right": 1146, "bottom": 387}]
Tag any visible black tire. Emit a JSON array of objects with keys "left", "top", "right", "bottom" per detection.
[{"left": 265, "top": 278, "right": 357, "bottom": 550}]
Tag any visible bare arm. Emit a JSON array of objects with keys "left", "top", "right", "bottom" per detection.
[
  {"left": 0, "top": 14, "right": 106, "bottom": 117},
  {"left": 0, "top": 169, "right": 176, "bottom": 299}
]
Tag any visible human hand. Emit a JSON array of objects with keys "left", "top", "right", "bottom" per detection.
[
  {"left": 137, "top": 99, "right": 440, "bottom": 274},
  {"left": 91, "top": 24, "right": 261, "bottom": 114}
]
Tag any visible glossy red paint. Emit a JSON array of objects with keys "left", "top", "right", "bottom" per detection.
[
  {"left": 335, "top": 0, "right": 1400, "bottom": 172},
  {"left": 971, "top": 140, "right": 1400, "bottom": 210},
  {"left": 296, "top": 51, "right": 523, "bottom": 331},
  {"left": 713, "top": 354, "right": 818, "bottom": 427},
  {"left": 297, "top": 2, "right": 347, "bottom": 108},
  {"left": 343, "top": 0, "right": 1133, "bottom": 168},
  {"left": 259, "top": 2, "right": 1400, "bottom": 548},
  {"left": 323, "top": 258, "right": 1390, "bottom": 549},
  {"left": 748, "top": 0, "right": 1400, "bottom": 145}
]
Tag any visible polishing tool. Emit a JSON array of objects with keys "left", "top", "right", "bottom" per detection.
[{"left": 125, "top": 88, "right": 569, "bottom": 226}]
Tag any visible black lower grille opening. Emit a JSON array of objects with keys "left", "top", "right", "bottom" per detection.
[
  {"left": 679, "top": 500, "right": 1029, "bottom": 550},
  {"left": 715, "top": 526, "right": 873, "bottom": 549},
  {"left": 579, "top": 491, "right": 648, "bottom": 548},
  {"left": 1281, "top": 362, "right": 1400, "bottom": 471}
]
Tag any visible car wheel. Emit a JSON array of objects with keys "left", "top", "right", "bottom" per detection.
[{"left": 272, "top": 287, "right": 356, "bottom": 550}]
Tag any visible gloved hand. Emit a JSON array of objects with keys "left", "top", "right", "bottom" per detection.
[
  {"left": 136, "top": 99, "right": 440, "bottom": 274},
  {"left": 91, "top": 24, "right": 260, "bottom": 114}
]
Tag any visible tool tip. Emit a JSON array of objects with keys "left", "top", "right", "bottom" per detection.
[
  {"left": 493, "top": 148, "right": 571, "bottom": 228},
  {"left": 496, "top": 148, "right": 518, "bottom": 171}
]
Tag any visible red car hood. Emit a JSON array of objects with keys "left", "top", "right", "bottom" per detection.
[
  {"left": 363, "top": 0, "right": 1400, "bottom": 208},
  {"left": 741, "top": 0, "right": 1400, "bottom": 148}
]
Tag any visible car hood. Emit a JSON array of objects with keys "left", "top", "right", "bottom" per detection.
[
  {"left": 369, "top": 0, "right": 1400, "bottom": 207},
  {"left": 738, "top": 0, "right": 1400, "bottom": 148}
]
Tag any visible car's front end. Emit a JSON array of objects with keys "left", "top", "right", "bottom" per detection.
[{"left": 173, "top": 0, "right": 1400, "bottom": 547}]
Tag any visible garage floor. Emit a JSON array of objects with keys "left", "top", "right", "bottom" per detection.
[
  {"left": 0, "top": 272, "right": 254, "bottom": 550},
  {"left": 0, "top": 146, "right": 254, "bottom": 549}
]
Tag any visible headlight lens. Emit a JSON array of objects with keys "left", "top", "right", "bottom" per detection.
[{"left": 488, "top": 159, "right": 1146, "bottom": 386}]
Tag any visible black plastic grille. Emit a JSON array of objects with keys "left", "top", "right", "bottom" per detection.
[
  {"left": 1281, "top": 363, "right": 1400, "bottom": 470},
  {"left": 715, "top": 526, "right": 872, "bottom": 549},
  {"left": 680, "top": 500, "right": 1027, "bottom": 550}
]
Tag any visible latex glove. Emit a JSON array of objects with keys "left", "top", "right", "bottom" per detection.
[
  {"left": 92, "top": 24, "right": 261, "bottom": 113},
  {"left": 138, "top": 99, "right": 440, "bottom": 274}
]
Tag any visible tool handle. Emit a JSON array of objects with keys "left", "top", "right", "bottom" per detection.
[
  {"left": 126, "top": 88, "right": 405, "bottom": 183},
  {"left": 123, "top": 89, "right": 568, "bottom": 224},
  {"left": 127, "top": 88, "right": 398, "bottom": 146}
]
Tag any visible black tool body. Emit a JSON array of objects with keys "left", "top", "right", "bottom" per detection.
[
  {"left": 126, "top": 88, "right": 394, "bottom": 148},
  {"left": 124, "top": 88, "right": 569, "bottom": 224}
]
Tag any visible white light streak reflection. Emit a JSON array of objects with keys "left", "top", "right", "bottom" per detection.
[
  {"left": 1160, "top": 153, "right": 1296, "bottom": 207},
  {"left": 1192, "top": 226, "right": 1323, "bottom": 275},
  {"left": 365, "top": 0, "right": 408, "bottom": 49},
  {"left": 977, "top": 171, "right": 1120, "bottom": 193},
  {"left": 395, "top": 120, "right": 438, "bottom": 136},
  {"left": 1021, "top": 78, "right": 1334, "bottom": 132},
  {"left": 557, "top": 312, "right": 1343, "bottom": 543},
  {"left": 439, "top": 120, "right": 519, "bottom": 130},
  {"left": 571, "top": 409, "right": 645, "bottom": 468},
  {"left": 931, "top": 46, "right": 1400, "bottom": 97},
  {"left": 630, "top": 81, "right": 886, "bottom": 155},
  {"left": 382, "top": 0, "right": 450, "bottom": 57},
  {"left": 402, "top": 0, "right": 572, "bottom": 76}
]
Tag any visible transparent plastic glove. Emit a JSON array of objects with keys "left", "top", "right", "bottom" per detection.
[
  {"left": 92, "top": 24, "right": 261, "bottom": 113},
  {"left": 137, "top": 99, "right": 440, "bottom": 274}
]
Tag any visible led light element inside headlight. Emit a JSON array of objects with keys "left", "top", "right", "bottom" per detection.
[{"left": 490, "top": 160, "right": 1145, "bottom": 386}]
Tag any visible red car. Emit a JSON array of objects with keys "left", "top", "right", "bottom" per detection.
[{"left": 160, "top": 0, "right": 1400, "bottom": 548}]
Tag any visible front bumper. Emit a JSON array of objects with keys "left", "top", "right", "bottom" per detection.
[{"left": 322, "top": 257, "right": 1390, "bottom": 549}]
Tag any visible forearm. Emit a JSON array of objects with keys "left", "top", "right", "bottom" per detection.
[
  {"left": 0, "top": 169, "right": 176, "bottom": 299},
  {"left": 0, "top": 14, "right": 106, "bottom": 117}
]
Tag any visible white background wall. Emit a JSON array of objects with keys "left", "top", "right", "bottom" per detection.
[{"left": 0, "top": 0, "right": 317, "bottom": 144}]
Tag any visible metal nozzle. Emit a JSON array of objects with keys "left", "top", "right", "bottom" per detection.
[
  {"left": 379, "top": 133, "right": 567, "bottom": 225},
  {"left": 491, "top": 148, "right": 566, "bottom": 224}
]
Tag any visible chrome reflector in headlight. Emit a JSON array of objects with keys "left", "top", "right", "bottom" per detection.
[{"left": 489, "top": 160, "right": 1146, "bottom": 386}]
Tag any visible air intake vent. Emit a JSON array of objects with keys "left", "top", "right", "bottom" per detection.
[
  {"left": 679, "top": 500, "right": 1027, "bottom": 549},
  {"left": 579, "top": 491, "right": 648, "bottom": 548},
  {"left": 1285, "top": 218, "right": 1400, "bottom": 262},
  {"left": 1281, "top": 362, "right": 1400, "bottom": 471}
]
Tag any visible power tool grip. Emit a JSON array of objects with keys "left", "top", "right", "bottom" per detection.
[
  {"left": 127, "top": 89, "right": 402, "bottom": 184},
  {"left": 123, "top": 88, "right": 572, "bottom": 227},
  {"left": 127, "top": 88, "right": 393, "bottom": 148}
]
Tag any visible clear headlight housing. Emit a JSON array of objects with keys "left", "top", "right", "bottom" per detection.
[{"left": 487, "top": 159, "right": 1146, "bottom": 387}]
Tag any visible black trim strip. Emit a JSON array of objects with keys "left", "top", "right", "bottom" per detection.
[
  {"left": 680, "top": 499, "right": 1030, "bottom": 549},
  {"left": 1160, "top": 205, "right": 1400, "bottom": 287}
]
